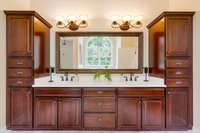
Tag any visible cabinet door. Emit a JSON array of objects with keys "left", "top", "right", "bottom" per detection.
[
  {"left": 58, "top": 98, "right": 81, "bottom": 129},
  {"left": 10, "top": 88, "right": 32, "bottom": 129},
  {"left": 7, "top": 16, "right": 32, "bottom": 56},
  {"left": 34, "top": 97, "right": 57, "bottom": 129},
  {"left": 142, "top": 98, "right": 165, "bottom": 130},
  {"left": 166, "top": 89, "right": 188, "bottom": 129},
  {"left": 118, "top": 98, "right": 141, "bottom": 129},
  {"left": 166, "top": 16, "right": 192, "bottom": 56}
]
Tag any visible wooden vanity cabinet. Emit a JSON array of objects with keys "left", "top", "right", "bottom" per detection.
[
  {"left": 34, "top": 97, "right": 58, "bottom": 129},
  {"left": 142, "top": 98, "right": 165, "bottom": 130},
  {"left": 166, "top": 88, "right": 189, "bottom": 129},
  {"left": 118, "top": 98, "right": 141, "bottom": 130},
  {"left": 117, "top": 88, "right": 165, "bottom": 130},
  {"left": 147, "top": 12, "right": 194, "bottom": 130},
  {"left": 9, "top": 88, "right": 32, "bottom": 129},
  {"left": 34, "top": 88, "right": 82, "bottom": 129},
  {"left": 5, "top": 11, "right": 52, "bottom": 129}
]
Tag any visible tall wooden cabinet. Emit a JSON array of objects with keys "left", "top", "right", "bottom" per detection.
[
  {"left": 5, "top": 11, "right": 52, "bottom": 129},
  {"left": 147, "top": 12, "right": 194, "bottom": 130}
]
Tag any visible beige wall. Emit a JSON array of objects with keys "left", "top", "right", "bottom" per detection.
[{"left": 0, "top": 0, "right": 200, "bottom": 130}]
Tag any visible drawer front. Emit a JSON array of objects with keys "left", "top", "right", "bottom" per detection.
[
  {"left": 8, "top": 69, "right": 32, "bottom": 78},
  {"left": 8, "top": 78, "right": 32, "bottom": 87},
  {"left": 118, "top": 88, "right": 165, "bottom": 97},
  {"left": 166, "top": 69, "right": 190, "bottom": 78},
  {"left": 84, "top": 97, "right": 115, "bottom": 112},
  {"left": 8, "top": 57, "right": 32, "bottom": 68},
  {"left": 83, "top": 88, "right": 115, "bottom": 97},
  {"left": 84, "top": 113, "right": 115, "bottom": 128},
  {"left": 34, "top": 88, "right": 81, "bottom": 97},
  {"left": 166, "top": 59, "right": 190, "bottom": 68},
  {"left": 166, "top": 79, "right": 190, "bottom": 87}
]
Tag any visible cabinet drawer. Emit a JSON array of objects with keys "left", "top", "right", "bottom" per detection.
[
  {"left": 84, "top": 97, "right": 115, "bottom": 112},
  {"left": 8, "top": 69, "right": 32, "bottom": 78},
  {"left": 83, "top": 88, "right": 116, "bottom": 97},
  {"left": 34, "top": 88, "right": 81, "bottom": 97},
  {"left": 166, "top": 79, "right": 190, "bottom": 87},
  {"left": 8, "top": 57, "right": 32, "bottom": 68},
  {"left": 84, "top": 113, "right": 115, "bottom": 128},
  {"left": 118, "top": 88, "right": 165, "bottom": 97},
  {"left": 166, "top": 69, "right": 190, "bottom": 78},
  {"left": 166, "top": 59, "right": 190, "bottom": 68},
  {"left": 8, "top": 78, "right": 32, "bottom": 87}
]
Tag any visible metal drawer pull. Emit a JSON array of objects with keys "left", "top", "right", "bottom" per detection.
[
  {"left": 17, "top": 71, "right": 24, "bottom": 75},
  {"left": 97, "top": 91, "right": 103, "bottom": 94},
  {"left": 96, "top": 102, "right": 103, "bottom": 107},
  {"left": 16, "top": 81, "right": 23, "bottom": 84},
  {"left": 176, "top": 62, "right": 182, "bottom": 65},
  {"left": 97, "top": 117, "right": 103, "bottom": 122},
  {"left": 176, "top": 71, "right": 182, "bottom": 75},
  {"left": 16, "top": 61, "right": 23, "bottom": 65},
  {"left": 175, "top": 81, "right": 183, "bottom": 85}
]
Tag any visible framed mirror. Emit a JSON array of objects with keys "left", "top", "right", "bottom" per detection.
[{"left": 56, "top": 32, "right": 143, "bottom": 73}]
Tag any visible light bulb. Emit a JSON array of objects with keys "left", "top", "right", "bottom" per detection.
[
  {"left": 111, "top": 15, "right": 120, "bottom": 21},
  {"left": 123, "top": 15, "right": 131, "bottom": 22},
  {"left": 135, "top": 15, "right": 143, "bottom": 21},
  {"left": 79, "top": 15, "right": 88, "bottom": 21}
]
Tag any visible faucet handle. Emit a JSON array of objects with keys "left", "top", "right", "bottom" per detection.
[{"left": 60, "top": 76, "right": 64, "bottom": 81}]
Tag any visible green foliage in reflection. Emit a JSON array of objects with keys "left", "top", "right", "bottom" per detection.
[{"left": 93, "top": 66, "right": 112, "bottom": 81}]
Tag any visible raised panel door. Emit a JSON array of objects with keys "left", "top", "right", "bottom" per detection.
[
  {"left": 166, "top": 16, "right": 192, "bottom": 56},
  {"left": 34, "top": 97, "right": 57, "bottom": 129},
  {"left": 118, "top": 98, "right": 141, "bottom": 130},
  {"left": 58, "top": 98, "right": 81, "bottom": 129},
  {"left": 142, "top": 98, "right": 165, "bottom": 130},
  {"left": 166, "top": 89, "right": 188, "bottom": 129},
  {"left": 7, "top": 16, "right": 32, "bottom": 56},
  {"left": 10, "top": 88, "right": 32, "bottom": 129}
]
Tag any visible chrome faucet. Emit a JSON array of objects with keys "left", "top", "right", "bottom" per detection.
[
  {"left": 70, "top": 75, "right": 76, "bottom": 82},
  {"left": 129, "top": 74, "right": 134, "bottom": 81},
  {"left": 134, "top": 75, "right": 139, "bottom": 82}
]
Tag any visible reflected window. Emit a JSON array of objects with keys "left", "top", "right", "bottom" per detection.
[{"left": 80, "top": 37, "right": 114, "bottom": 68}]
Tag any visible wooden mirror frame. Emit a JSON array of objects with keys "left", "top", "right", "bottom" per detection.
[{"left": 56, "top": 32, "right": 143, "bottom": 73}]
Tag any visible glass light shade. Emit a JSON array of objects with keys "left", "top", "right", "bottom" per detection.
[
  {"left": 134, "top": 15, "right": 143, "bottom": 21},
  {"left": 79, "top": 15, "right": 88, "bottom": 21},
  {"left": 56, "top": 21, "right": 66, "bottom": 28},
  {"left": 67, "top": 16, "right": 77, "bottom": 22},
  {"left": 122, "top": 15, "right": 131, "bottom": 22}
]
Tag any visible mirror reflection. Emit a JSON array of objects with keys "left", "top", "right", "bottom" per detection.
[{"left": 60, "top": 36, "right": 139, "bottom": 69}]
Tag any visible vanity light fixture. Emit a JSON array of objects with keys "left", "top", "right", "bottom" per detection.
[
  {"left": 56, "top": 15, "right": 88, "bottom": 31},
  {"left": 111, "top": 15, "right": 143, "bottom": 31}
]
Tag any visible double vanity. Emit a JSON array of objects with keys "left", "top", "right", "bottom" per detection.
[
  {"left": 32, "top": 74, "right": 165, "bottom": 130},
  {"left": 5, "top": 11, "right": 194, "bottom": 131}
]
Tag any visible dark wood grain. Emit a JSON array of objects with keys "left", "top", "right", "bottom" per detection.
[
  {"left": 166, "top": 88, "right": 188, "bottom": 129},
  {"left": 142, "top": 98, "right": 165, "bottom": 130},
  {"left": 34, "top": 88, "right": 81, "bottom": 97},
  {"left": 34, "top": 97, "right": 58, "bottom": 129},
  {"left": 58, "top": 98, "right": 81, "bottom": 129},
  {"left": 84, "top": 113, "right": 115, "bottom": 129},
  {"left": 118, "top": 88, "right": 165, "bottom": 97},
  {"left": 9, "top": 88, "right": 32, "bottom": 129},
  {"left": 8, "top": 57, "right": 33, "bottom": 68},
  {"left": 8, "top": 69, "right": 32, "bottom": 78},
  {"left": 118, "top": 98, "right": 141, "bottom": 130},
  {"left": 83, "top": 88, "right": 116, "bottom": 97},
  {"left": 84, "top": 97, "right": 115, "bottom": 113}
]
